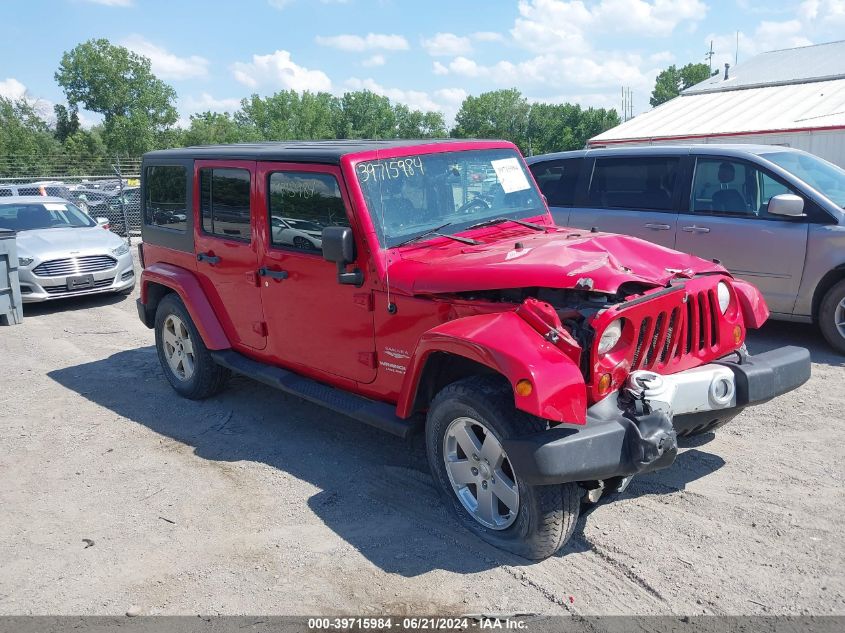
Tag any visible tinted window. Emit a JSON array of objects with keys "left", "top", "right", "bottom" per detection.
[
  {"left": 145, "top": 166, "right": 188, "bottom": 231},
  {"left": 691, "top": 158, "right": 799, "bottom": 219},
  {"left": 200, "top": 168, "right": 251, "bottom": 241},
  {"left": 530, "top": 159, "right": 581, "bottom": 206},
  {"left": 268, "top": 172, "right": 348, "bottom": 253},
  {"left": 17, "top": 187, "right": 39, "bottom": 196},
  {"left": 588, "top": 157, "right": 679, "bottom": 211},
  {"left": 0, "top": 189, "right": 11, "bottom": 197}
]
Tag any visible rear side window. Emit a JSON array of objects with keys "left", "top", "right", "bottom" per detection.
[
  {"left": 588, "top": 157, "right": 679, "bottom": 211},
  {"left": 200, "top": 168, "right": 251, "bottom": 242},
  {"left": 529, "top": 159, "right": 581, "bottom": 207},
  {"left": 0, "top": 189, "right": 11, "bottom": 197},
  {"left": 268, "top": 172, "right": 349, "bottom": 253},
  {"left": 17, "top": 187, "right": 39, "bottom": 196},
  {"left": 145, "top": 166, "right": 188, "bottom": 231}
]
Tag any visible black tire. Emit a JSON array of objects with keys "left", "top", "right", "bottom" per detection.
[
  {"left": 425, "top": 375, "right": 580, "bottom": 560},
  {"left": 154, "top": 293, "right": 230, "bottom": 399},
  {"left": 819, "top": 279, "right": 845, "bottom": 355},
  {"left": 293, "top": 236, "right": 311, "bottom": 250}
]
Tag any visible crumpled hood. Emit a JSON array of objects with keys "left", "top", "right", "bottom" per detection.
[
  {"left": 16, "top": 226, "right": 123, "bottom": 258},
  {"left": 388, "top": 229, "right": 727, "bottom": 295}
]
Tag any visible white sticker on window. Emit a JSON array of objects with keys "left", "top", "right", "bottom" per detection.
[
  {"left": 491, "top": 157, "right": 530, "bottom": 194},
  {"left": 44, "top": 203, "right": 68, "bottom": 211}
]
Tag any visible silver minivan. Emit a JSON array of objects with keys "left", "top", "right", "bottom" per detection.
[{"left": 527, "top": 145, "right": 845, "bottom": 353}]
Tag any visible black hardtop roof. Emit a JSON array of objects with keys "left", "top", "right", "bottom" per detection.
[{"left": 143, "top": 139, "right": 495, "bottom": 164}]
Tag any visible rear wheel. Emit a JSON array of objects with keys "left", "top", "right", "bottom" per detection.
[
  {"left": 819, "top": 279, "right": 845, "bottom": 355},
  {"left": 426, "top": 375, "right": 580, "bottom": 560},
  {"left": 154, "top": 294, "right": 229, "bottom": 399}
]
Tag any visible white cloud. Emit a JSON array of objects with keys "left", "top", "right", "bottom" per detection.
[
  {"left": 344, "top": 78, "right": 441, "bottom": 112},
  {"left": 315, "top": 33, "right": 409, "bottom": 52},
  {"left": 80, "top": 0, "right": 133, "bottom": 6},
  {"left": 269, "top": 0, "right": 348, "bottom": 7},
  {"left": 800, "top": 0, "right": 845, "bottom": 28},
  {"left": 422, "top": 33, "right": 473, "bottom": 57},
  {"left": 232, "top": 50, "right": 332, "bottom": 92},
  {"left": 433, "top": 61, "right": 449, "bottom": 76},
  {"left": 471, "top": 31, "right": 505, "bottom": 42},
  {"left": 181, "top": 93, "right": 242, "bottom": 114},
  {"left": 705, "top": 20, "right": 813, "bottom": 69},
  {"left": 362, "top": 54, "right": 386, "bottom": 67},
  {"left": 121, "top": 35, "right": 209, "bottom": 80},
  {"left": 511, "top": 0, "right": 707, "bottom": 53},
  {"left": 0, "top": 78, "right": 27, "bottom": 101}
]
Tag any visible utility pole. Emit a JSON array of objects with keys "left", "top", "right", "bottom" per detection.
[{"left": 706, "top": 40, "right": 715, "bottom": 73}]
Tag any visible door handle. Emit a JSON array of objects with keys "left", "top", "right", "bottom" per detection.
[
  {"left": 258, "top": 267, "right": 289, "bottom": 280},
  {"left": 197, "top": 252, "right": 221, "bottom": 265},
  {"left": 681, "top": 225, "right": 711, "bottom": 233},
  {"left": 644, "top": 223, "right": 671, "bottom": 231}
]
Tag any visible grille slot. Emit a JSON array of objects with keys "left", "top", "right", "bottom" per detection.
[
  {"left": 33, "top": 255, "right": 117, "bottom": 277},
  {"left": 44, "top": 278, "right": 114, "bottom": 295}
]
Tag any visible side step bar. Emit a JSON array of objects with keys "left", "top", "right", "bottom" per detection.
[{"left": 210, "top": 350, "right": 421, "bottom": 439}]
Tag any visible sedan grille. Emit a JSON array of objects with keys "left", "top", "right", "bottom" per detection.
[
  {"left": 44, "top": 278, "right": 115, "bottom": 295},
  {"left": 33, "top": 255, "right": 117, "bottom": 277}
]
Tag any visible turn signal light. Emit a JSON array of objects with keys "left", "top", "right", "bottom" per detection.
[
  {"left": 733, "top": 325, "right": 743, "bottom": 345},
  {"left": 515, "top": 379, "right": 533, "bottom": 397},
  {"left": 597, "top": 373, "right": 613, "bottom": 395}
]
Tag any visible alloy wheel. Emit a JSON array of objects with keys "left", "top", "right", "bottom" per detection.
[
  {"left": 162, "top": 314, "right": 195, "bottom": 381},
  {"left": 443, "top": 417, "right": 519, "bottom": 530},
  {"left": 836, "top": 297, "right": 845, "bottom": 341}
]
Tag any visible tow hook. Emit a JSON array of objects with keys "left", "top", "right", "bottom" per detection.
[{"left": 619, "top": 377, "right": 679, "bottom": 474}]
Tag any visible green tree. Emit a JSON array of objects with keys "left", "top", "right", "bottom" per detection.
[
  {"left": 55, "top": 38, "right": 178, "bottom": 155},
  {"left": 650, "top": 62, "right": 712, "bottom": 107},
  {"left": 394, "top": 104, "right": 447, "bottom": 138},
  {"left": 452, "top": 88, "right": 531, "bottom": 152},
  {"left": 237, "top": 91, "right": 340, "bottom": 140},
  {"left": 183, "top": 112, "right": 249, "bottom": 146},
  {"left": 338, "top": 90, "right": 397, "bottom": 139},
  {"left": 53, "top": 104, "right": 80, "bottom": 142},
  {"left": 0, "top": 97, "right": 62, "bottom": 176}
]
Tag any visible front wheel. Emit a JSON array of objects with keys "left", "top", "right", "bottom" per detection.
[
  {"left": 819, "top": 279, "right": 845, "bottom": 355},
  {"left": 154, "top": 293, "right": 230, "bottom": 399},
  {"left": 426, "top": 376, "right": 580, "bottom": 560}
]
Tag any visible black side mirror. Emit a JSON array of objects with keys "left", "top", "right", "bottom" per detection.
[{"left": 322, "top": 226, "right": 363, "bottom": 286}]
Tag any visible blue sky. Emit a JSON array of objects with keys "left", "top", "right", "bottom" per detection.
[{"left": 2, "top": 0, "right": 844, "bottom": 127}]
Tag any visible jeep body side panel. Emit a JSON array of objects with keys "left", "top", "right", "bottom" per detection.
[
  {"left": 397, "top": 311, "right": 589, "bottom": 425},
  {"left": 140, "top": 262, "right": 231, "bottom": 350}
]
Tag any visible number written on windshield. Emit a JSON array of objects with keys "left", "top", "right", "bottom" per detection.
[{"left": 356, "top": 157, "right": 425, "bottom": 183}]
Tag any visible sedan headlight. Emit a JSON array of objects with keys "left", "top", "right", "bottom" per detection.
[
  {"left": 717, "top": 281, "right": 731, "bottom": 314},
  {"left": 597, "top": 319, "right": 623, "bottom": 354},
  {"left": 111, "top": 243, "right": 130, "bottom": 257},
  {"left": 18, "top": 257, "right": 33, "bottom": 267}
]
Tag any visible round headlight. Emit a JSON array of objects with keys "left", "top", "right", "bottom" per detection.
[
  {"left": 717, "top": 281, "right": 731, "bottom": 314},
  {"left": 597, "top": 319, "right": 623, "bottom": 354}
]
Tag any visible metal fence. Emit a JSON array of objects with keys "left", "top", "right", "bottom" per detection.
[{"left": 0, "top": 156, "right": 142, "bottom": 237}]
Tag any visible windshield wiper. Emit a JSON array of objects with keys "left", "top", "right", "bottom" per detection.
[
  {"left": 394, "top": 223, "right": 480, "bottom": 248},
  {"left": 466, "top": 217, "right": 546, "bottom": 231}
]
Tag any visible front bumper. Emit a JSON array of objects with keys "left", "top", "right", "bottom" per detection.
[
  {"left": 503, "top": 346, "right": 811, "bottom": 485},
  {"left": 18, "top": 253, "right": 135, "bottom": 302}
]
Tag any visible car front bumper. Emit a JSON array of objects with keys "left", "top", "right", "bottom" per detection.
[
  {"left": 18, "top": 252, "right": 135, "bottom": 302},
  {"left": 503, "top": 346, "right": 811, "bottom": 485}
]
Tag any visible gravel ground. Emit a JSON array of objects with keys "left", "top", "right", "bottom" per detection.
[{"left": 1, "top": 264, "right": 843, "bottom": 617}]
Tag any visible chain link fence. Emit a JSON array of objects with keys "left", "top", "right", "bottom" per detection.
[{"left": 0, "top": 156, "right": 142, "bottom": 237}]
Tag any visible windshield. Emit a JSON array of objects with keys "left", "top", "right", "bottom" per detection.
[
  {"left": 0, "top": 202, "right": 95, "bottom": 231},
  {"left": 355, "top": 148, "right": 545, "bottom": 247},
  {"left": 762, "top": 151, "right": 845, "bottom": 208}
]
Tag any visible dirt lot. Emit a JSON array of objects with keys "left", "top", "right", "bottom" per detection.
[{"left": 1, "top": 265, "right": 844, "bottom": 617}]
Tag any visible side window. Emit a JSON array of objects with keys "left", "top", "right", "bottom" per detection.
[
  {"left": 0, "top": 188, "right": 12, "bottom": 197},
  {"left": 588, "top": 157, "right": 679, "bottom": 211},
  {"left": 691, "top": 158, "right": 799, "bottom": 218},
  {"left": 145, "top": 165, "right": 188, "bottom": 231},
  {"left": 268, "top": 172, "right": 349, "bottom": 253},
  {"left": 529, "top": 159, "right": 581, "bottom": 207},
  {"left": 200, "top": 168, "right": 251, "bottom": 241}
]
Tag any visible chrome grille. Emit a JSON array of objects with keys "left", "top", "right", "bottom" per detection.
[
  {"left": 44, "top": 278, "right": 114, "bottom": 295},
  {"left": 631, "top": 291, "right": 720, "bottom": 372},
  {"left": 33, "top": 255, "right": 117, "bottom": 277}
]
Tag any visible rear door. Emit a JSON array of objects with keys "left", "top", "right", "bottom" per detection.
[
  {"left": 528, "top": 158, "right": 583, "bottom": 226},
  {"left": 193, "top": 160, "right": 267, "bottom": 350},
  {"left": 568, "top": 155, "right": 681, "bottom": 249},
  {"left": 674, "top": 156, "right": 808, "bottom": 315}
]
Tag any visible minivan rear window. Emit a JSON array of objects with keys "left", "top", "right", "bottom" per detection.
[
  {"left": 588, "top": 157, "right": 679, "bottom": 211},
  {"left": 529, "top": 159, "right": 581, "bottom": 207}
]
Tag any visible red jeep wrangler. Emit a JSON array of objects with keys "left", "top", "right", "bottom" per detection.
[{"left": 136, "top": 140, "right": 810, "bottom": 559}]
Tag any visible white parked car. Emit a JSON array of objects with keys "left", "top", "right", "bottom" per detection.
[
  {"left": 270, "top": 216, "right": 324, "bottom": 251},
  {"left": 0, "top": 196, "right": 135, "bottom": 302}
]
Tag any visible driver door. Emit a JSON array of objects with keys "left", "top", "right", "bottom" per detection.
[{"left": 257, "top": 163, "right": 377, "bottom": 384}]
